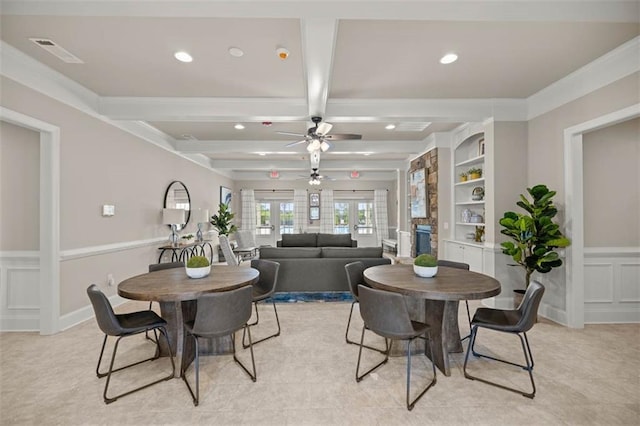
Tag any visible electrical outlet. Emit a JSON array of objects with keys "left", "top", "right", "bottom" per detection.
[{"left": 107, "top": 273, "right": 115, "bottom": 286}]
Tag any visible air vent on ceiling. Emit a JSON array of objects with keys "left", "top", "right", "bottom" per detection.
[
  {"left": 395, "top": 122, "right": 431, "bottom": 132},
  {"left": 29, "top": 38, "right": 84, "bottom": 64}
]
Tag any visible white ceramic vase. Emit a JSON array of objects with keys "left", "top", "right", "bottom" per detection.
[
  {"left": 185, "top": 265, "right": 211, "bottom": 279},
  {"left": 413, "top": 265, "right": 438, "bottom": 278}
]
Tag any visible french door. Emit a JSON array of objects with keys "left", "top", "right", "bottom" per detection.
[
  {"left": 254, "top": 200, "right": 294, "bottom": 247},
  {"left": 333, "top": 199, "right": 377, "bottom": 247}
]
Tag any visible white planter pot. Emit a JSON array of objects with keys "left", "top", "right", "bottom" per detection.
[
  {"left": 185, "top": 265, "right": 211, "bottom": 279},
  {"left": 413, "top": 265, "right": 438, "bottom": 278}
]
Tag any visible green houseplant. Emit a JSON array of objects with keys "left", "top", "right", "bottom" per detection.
[
  {"left": 185, "top": 255, "right": 211, "bottom": 279},
  {"left": 499, "top": 184, "right": 571, "bottom": 290},
  {"left": 210, "top": 202, "right": 237, "bottom": 236},
  {"left": 413, "top": 254, "right": 438, "bottom": 277}
]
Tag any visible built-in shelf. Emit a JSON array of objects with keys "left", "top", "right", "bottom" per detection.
[
  {"left": 455, "top": 200, "right": 485, "bottom": 205},
  {"left": 444, "top": 239, "right": 485, "bottom": 249},
  {"left": 455, "top": 177, "right": 485, "bottom": 186},
  {"left": 455, "top": 154, "right": 485, "bottom": 168},
  {"left": 456, "top": 222, "right": 486, "bottom": 226}
]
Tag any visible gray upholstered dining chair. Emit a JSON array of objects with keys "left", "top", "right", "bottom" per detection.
[
  {"left": 218, "top": 234, "right": 239, "bottom": 266},
  {"left": 463, "top": 280, "right": 545, "bottom": 398},
  {"left": 344, "top": 261, "right": 388, "bottom": 354},
  {"left": 242, "top": 259, "right": 281, "bottom": 348},
  {"left": 356, "top": 285, "right": 437, "bottom": 411},
  {"left": 86, "top": 284, "right": 175, "bottom": 404},
  {"left": 437, "top": 259, "right": 472, "bottom": 340},
  {"left": 181, "top": 285, "right": 256, "bottom": 406}
]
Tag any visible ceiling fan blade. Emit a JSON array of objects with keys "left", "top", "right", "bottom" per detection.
[
  {"left": 324, "top": 133, "right": 362, "bottom": 141},
  {"left": 316, "top": 122, "right": 333, "bottom": 136},
  {"left": 276, "top": 131, "right": 306, "bottom": 137},
  {"left": 285, "top": 139, "right": 308, "bottom": 147}
]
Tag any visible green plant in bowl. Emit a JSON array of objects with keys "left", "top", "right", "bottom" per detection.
[
  {"left": 413, "top": 254, "right": 438, "bottom": 277},
  {"left": 186, "top": 256, "right": 211, "bottom": 278},
  {"left": 187, "top": 256, "right": 210, "bottom": 268},
  {"left": 414, "top": 254, "right": 437, "bottom": 267}
]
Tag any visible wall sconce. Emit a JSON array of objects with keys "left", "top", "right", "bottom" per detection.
[
  {"left": 163, "top": 208, "right": 185, "bottom": 246},
  {"left": 194, "top": 208, "right": 210, "bottom": 242}
]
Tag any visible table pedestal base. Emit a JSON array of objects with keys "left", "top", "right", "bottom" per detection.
[{"left": 424, "top": 300, "right": 463, "bottom": 376}]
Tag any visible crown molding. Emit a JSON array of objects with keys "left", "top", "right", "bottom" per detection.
[
  {"left": 527, "top": 36, "right": 640, "bottom": 120},
  {"left": 2, "top": 1, "right": 637, "bottom": 23}
]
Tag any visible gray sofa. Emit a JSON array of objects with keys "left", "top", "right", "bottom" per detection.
[
  {"left": 276, "top": 232, "right": 357, "bottom": 248},
  {"left": 260, "top": 234, "right": 391, "bottom": 292}
]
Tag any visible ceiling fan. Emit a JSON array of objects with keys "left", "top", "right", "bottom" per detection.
[
  {"left": 300, "top": 168, "right": 334, "bottom": 185},
  {"left": 278, "top": 116, "right": 362, "bottom": 152}
]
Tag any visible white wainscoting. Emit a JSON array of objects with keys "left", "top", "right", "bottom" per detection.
[
  {"left": 0, "top": 251, "right": 40, "bottom": 331},
  {"left": 584, "top": 247, "right": 640, "bottom": 324}
]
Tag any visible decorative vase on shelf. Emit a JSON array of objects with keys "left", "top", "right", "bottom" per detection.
[{"left": 462, "top": 209, "right": 472, "bottom": 223}]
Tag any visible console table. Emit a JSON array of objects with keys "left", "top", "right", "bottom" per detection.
[{"left": 157, "top": 240, "right": 214, "bottom": 264}]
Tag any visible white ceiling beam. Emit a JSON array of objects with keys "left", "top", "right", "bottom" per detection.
[
  {"left": 325, "top": 98, "right": 528, "bottom": 122},
  {"left": 175, "top": 139, "right": 428, "bottom": 153},
  {"left": 98, "top": 97, "right": 309, "bottom": 121},
  {"left": 210, "top": 159, "right": 407, "bottom": 170},
  {"left": 301, "top": 18, "right": 338, "bottom": 118},
  {"left": 98, "top": 96, "right": 527, "bottom": 122},
  {"left": 3, "top": 1, "right": 636, "bottom": 23}
]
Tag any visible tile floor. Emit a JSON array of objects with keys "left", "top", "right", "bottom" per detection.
[{"left": 1, "top": 299, "right": 639, "bottom": 425}]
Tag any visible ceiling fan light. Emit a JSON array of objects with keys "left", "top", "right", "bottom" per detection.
[
  {"left": 440, "top": 53, "right": 458, "bottom": 64},
  {"left": 320, "top": 141, "right": 330, "bottom": 152},
  {"left": 174, "top": 51, "right": 193, "bottom": 63},
  {"left": 308, "top": 139, "right": 321, "bottom": 151}
]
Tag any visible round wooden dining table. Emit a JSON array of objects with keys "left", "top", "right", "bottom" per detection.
[
  {"left": 364, "top": 263, "right": 501, "bottom": 376},
  {"left": 118, "top": 265, "right": 259, "bottom": 377}
]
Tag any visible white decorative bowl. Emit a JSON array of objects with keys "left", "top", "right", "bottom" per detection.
[
  {"left": 413, "top": 265, "right": 438, "bottom": 278},
  {"left": 185, "top": 265, "right": 211, "bottom": 279}
]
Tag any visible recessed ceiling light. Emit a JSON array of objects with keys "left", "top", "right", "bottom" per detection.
[
  {"left": 385, "top": 124, "right": 396, "bottom": 130},
  {"left": 440, "top": 53, "right": 458, "bottom": 64},
  {"left": 229, "top": 47, "right": 244, "bottom": 57},
  {"left": 234, "top": 123, "right": 245, "bottom": 130},
  {"left": 174, "top": 51, "right": 193, "bottom": 63},
  {"left": 276, "top": 47, "right": 289, "bottom": 60}
]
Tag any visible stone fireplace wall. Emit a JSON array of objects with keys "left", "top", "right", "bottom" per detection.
[{"left": 409, "top": 150, "right": 438, "bottom": 258}]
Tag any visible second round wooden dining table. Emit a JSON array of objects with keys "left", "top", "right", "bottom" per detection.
[
  {"left": 118, "top": 265, "right": 259, "bottom": 378},
  {"left": 363, "top": 263, "right": 501, "bottom": 376}
]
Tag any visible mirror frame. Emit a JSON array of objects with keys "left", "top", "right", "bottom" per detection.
[{"left": 163, "top": 180, "right": 191, "bottom": 231}]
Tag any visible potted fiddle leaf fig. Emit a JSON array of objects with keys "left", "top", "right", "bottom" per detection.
[
  {"left": 499, "top": 184, "right": 571, "bottom": 296},
  {"left": 210, "top": 202, "right": 238, "bottom": 236}
]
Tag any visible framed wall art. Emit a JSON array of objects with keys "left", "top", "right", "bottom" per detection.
[
  {"left": 309, "top": 193, "right": 320, "bottom": 207},
  {"left": 410, "top": 168, "right": 427, "bottom": 218},
  {"left": 220, "top": 186, "right": 232, "bottom": 206},
  {"left": 309, "top": 206, "right": 320, "bottom": 220}
]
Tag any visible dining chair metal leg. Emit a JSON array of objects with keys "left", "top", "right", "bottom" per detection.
[
  {"left": 182, "top": 332, "right": 200, "bottom": 406},
  {"left": 242, "top": 300, "right": 281, "bottom": 348},
  {"left": 345, "top": 302, "right": 392, "bottom": 355},
  {"left": 248, "top": 301, "right": 260, "bottom": 326},
  {"left": 98, "top": 327, "right": 175, "bottom": 404},
  {"left": 460, "top": 300, "right": 473, "bottom": 342},
  {"left": 463, "top": 325, "right": 537, "bottom": 398},
  {"left": 233, "top": 327, "right": 257, "bottom": 381},
  {"left": 406, "top": 333, "right": 437, "bottom": 411},
  {"left": 355, "top": 327, "right": 391, "bottom": 382}
]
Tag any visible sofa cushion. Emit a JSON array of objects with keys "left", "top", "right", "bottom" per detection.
[
  {"left": 316, "top": 233, "right": 353, "bottom": 247},
  {"left": 321, "top": 247, "right": 383, "bottom": 258},
  {"left": 280, "top": 233, "right": 317, "bottom": 247},
  {"left": 259, "top": 247, "right": 322, "bottom": 259}
]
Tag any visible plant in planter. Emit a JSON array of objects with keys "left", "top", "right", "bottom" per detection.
[
  {"left": 459, "top": 172, "right": 468, "bottom": 182},
  {"left": 186, "top": 255, "right": 211, "bottom": 279},
  {"left": 413, "top": 254, "right": 438, "bottom": 277},
  {"left": 468, "top": 167, "right": 483, "bottom": 180},
  {"left": 499, "top": 184, "right": 571, "bottom": 292},
  {"left": 210, "top": 202, "right": 238, "bottom": 236}
]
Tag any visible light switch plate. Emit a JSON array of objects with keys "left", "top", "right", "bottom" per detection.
[{"left": 102, "top": 205, "right": 115, "bottom": 216}]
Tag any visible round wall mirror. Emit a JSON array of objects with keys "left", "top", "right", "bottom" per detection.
[{"left": 164, "top": 180, "right": 191, "bottom": 231}]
